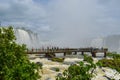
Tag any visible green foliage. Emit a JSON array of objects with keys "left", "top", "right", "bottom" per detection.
[
  {"left": 55, "top": 67, "right": 60, "bottom": 72},
  {"left": 0, "top": 26, "right": 40, "bottom": 80},
  {"left": 51, "top": 58, "right": 64, "bottom": 62},
  {"left": 106, "top": 52, "right": 114, "bottom": 57},
  {"left": 107, "top": 52, "right": 120, "bottom": 59},
  {"left": 56, "top": 61, "right": 96, "bottom": 80},
  {"left": 112, "top": 54, "right": 120, "bottom": 59},
  {"left": 98, "top": 52, "right": 120, "bottom": 73},
  {"left": 83, "top": 54, "right": 93, "bottom": 63},
  {"left": 36, "top": 62, "right": 43, "bottom": 69},
  {"left": 97, "top": 59, "right": 120, "bottom": 73}
]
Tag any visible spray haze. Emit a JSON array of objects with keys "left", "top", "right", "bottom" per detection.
[
  {"left": 47, "top": 0, "right": 120, "bottom": 47},
  {"left": 0, "top": 0, "right": 120, "bottom": 48}
]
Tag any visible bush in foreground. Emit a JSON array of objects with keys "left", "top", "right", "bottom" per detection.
[
  {"left": 83, "top": 54, "right": 93, "bottom": 63},
  {"left": 56, "top": 61, "right": 96, "bottom": 80},
  {"left": 99, "top": 52, "right": 120, "bottom": 72},
  {"left": 97, "top": 59, "right": 120, "bottom": 73},
  {"left": 0, "top": 27, "right": 40, "bottom": 80}
]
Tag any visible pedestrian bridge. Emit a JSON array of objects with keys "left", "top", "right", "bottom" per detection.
[{"left": 27, "top": 47, "right": 108, "bottom": 58}]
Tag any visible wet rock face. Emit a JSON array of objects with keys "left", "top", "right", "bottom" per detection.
[
  {"left": 91, "top": 67, "right": 120, "bottom": 80},
  {"left": 36, "top": 62, "right": 43, "bottom": 67},
  {"left": 45, "top": 77, "right": 52, "bottom": 80},
  {"left": 57, "top": 73, "right": 62, "bottom": 77},
  {"left": 103, "top": 67, "right": 120, "bottom": 80},
  {"left": 50, "top": 67, "right": 60, "bottom": 72},
  {"left": 63, "top": 61, "right": 76, "bottom": 65}
]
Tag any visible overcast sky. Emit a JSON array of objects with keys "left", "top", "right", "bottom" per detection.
[{"left": 0, "top": 0, "right": 120, "bottom": 47}]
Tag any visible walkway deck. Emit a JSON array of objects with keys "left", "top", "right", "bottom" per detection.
[{"left": 27, "top": 48, "right": 108, "bottom": 58}]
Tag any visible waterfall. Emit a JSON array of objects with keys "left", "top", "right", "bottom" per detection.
[
  {"left": 14, "top": 28, "right": 40, "bottom": 49},
  {"left": 90, "top": 35, "right": 120, "bottom": 53},
  {"left": 91, "top": 38, "right": 104, "bottom": 48}
]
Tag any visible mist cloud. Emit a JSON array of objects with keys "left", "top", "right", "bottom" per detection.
[
  {"left": 46, "top": 0, "right": 120, "bottom": 47},
  {"left": 0, "top": 0, "right": 120, "bottom": 47}
]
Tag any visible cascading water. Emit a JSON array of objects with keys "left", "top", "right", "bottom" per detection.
[
  {"left": 90, "top": 35, "right": 120, "bottom": 53},
  {"left": 91, "top": 38, "right": 104, "bottom": 48},
  {"left": 14, "top": 28, "right": 40, "bottom": 49}
]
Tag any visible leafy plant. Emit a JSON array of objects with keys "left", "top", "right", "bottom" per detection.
[
  {"left": 107, "top": 52, "right": 120, "bottom": 59},
  {"left": 0, "top": 26, "right": 41, "bottom": 80},
  {"left": 51, "top": 58, "right": 64, "bottom": 62},
  {"left": 55, "top": 68, "right": 60, "bottom": 72},
  {"left": 56, "top": 61, "right": 96, "bottom": 80},
  {"left": 36, "top": 62, "right": 43, "bottom": 69},
  {"left": 83, "top": 54, "right": 93, "bottom": 63},
  {"left": 97, "top": 59, "right": 120, "bottom": 73}
]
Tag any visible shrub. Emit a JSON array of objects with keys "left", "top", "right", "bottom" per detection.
[
  {"left": 107, "top": 52, "right": 120, "bottom": 59},
  {"left": 51, "top": 58, "right": 64, "bottom": 62},
  {"left": 83, "top": 54, "right": 93, "bottom": 63},
  {"left": 98, "top": 52, "right": 120, "bottom": 73},
  {"left": 36, "top": 62, "right": 43, "bottom": 69},
  {"left": 0, "top": 26, "right": 40, "bottom": 80},
  {"left": 97, "top": 59, "right": 120, "bottom": 72},
  {"left": 56, "top": 61, "right": 96, "bottom": 80},
  {"left": 55, "top": 68, "right": 60, "bottom": 72},
  {"left": 106, "top": 52, "right": 114, "bottom": 57}
]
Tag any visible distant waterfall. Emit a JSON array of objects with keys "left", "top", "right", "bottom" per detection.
[
  {"left": 90, "top": 35, "right": 120, "bottom": 53},
  {"left": 14, "top": 28, "right": 40, "bottom": 49},
  {"left": 91, "top": 38, "right": 104, "bottom": 48}
]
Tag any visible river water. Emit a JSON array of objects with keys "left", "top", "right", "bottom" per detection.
[{"left": 28, "top": 52, "right": 105, "bottom": 80}]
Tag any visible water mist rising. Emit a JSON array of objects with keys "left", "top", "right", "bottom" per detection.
[{"left": 14, "top": 28, "right": 40, "bottom": 49}]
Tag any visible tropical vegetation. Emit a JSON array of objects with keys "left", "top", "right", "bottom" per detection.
[
  {"left": 97, "top": 52, "right": 120, "bottom": 73},
  {"left": 0, "top": 26, "right": 41, "bottom": 80},
  {"left": 56, "top": 55, "right": 96, "bottom": 80}
]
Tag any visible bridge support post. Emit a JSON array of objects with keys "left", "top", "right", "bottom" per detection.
[
  {"left": 104, "top": 52, "right": 106, "bottom": 57},
  {"left": 45, "top": 53, "right": 49, "bottom": 57},
  {"left": 92, "top": 52, "right": 96, "bottom": 57},
  {"left": 45, "top": 53, "right": 55, "bottom": 58},
  {"left": 64, "top": 52, "right": 66, "bottom": 56},
  {"left": 81, "top": 51, "right": 84, "bottom": 55},
  {"left": 52, "top": 53, "right": 56, "bottom": 57},
  {"left": 74, "top": 51, "right": 77, "bottom": 55}
]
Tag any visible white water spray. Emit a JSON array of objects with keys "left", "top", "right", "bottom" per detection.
[{"left": 14, "top": 28, "right": 40, "bottom": 49}]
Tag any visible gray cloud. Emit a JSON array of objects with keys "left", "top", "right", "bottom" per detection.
[
  {"left": 0, "top": 0, "right": 120, "bottom": 47},
  {"left": 46, "top": 0, "right": 120, "bottom": 47}
]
